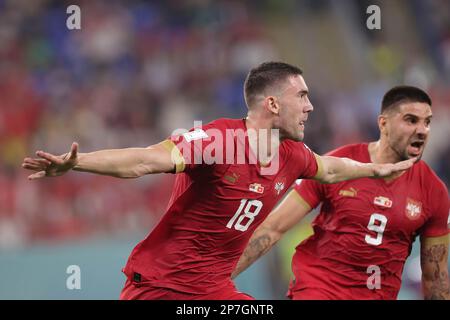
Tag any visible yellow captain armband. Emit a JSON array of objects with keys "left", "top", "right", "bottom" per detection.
[
  {"left": 313, "top": 153, "right": 325, "bottom": 180},
  {"left": 290, "top": 190, "right": 312, "bottom": 212},
  {"left": 161, "top": 140, "right": 186, "bottom": 173},
  {"left": 421, "top": 233, "right": 450, "bottom": 246}
]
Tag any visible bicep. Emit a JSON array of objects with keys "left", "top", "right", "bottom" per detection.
[
  {"left": 420, "top": 235, "right": 450, "bottom": 299},
  {"left": 311, "top": 153, "right": 326, "bottom": 181},
  {"left": 312, "top": 154, "right": 335, "bottom": 183},
  {"left": 420, "top": 235, "right": 449, "bottom": 273},
  {"left": 141, "top": 140, "right": 183, "bottom": 174}
]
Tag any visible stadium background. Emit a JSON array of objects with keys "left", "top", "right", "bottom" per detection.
[{"left": 0, "top": 0, "right": 449, "bottom": 299}]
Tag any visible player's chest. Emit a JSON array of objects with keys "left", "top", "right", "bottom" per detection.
[
  {"left": 209, "top": 163, "right": 294, "bottom": 205},
  {"left": 327, "top": 179, "right": 428, "bottom": 234}
]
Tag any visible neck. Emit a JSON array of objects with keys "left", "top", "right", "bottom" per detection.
[
  {"left": 245, "top": 112, "right": 280, "bottom": 164},
  {"left": 368, "top": 139, "right": 405, "bottom": 181},
  {"left": 368, "top": 139, "right": 402, "bottom": 164}
]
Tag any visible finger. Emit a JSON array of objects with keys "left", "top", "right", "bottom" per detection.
[
  {"left": 69, "top": 142, "right": 78, "bottom": 160},
  {"left": 396, "top": 158, "right": 417, "bottom": 170},
  {"left": 36, "top": 151, "right": 64, "bottom": 165},
  {"left": 22, "top": 163, "right": 46, "bottom": 171},
  {"left": 28, "top": 171, "right": 46, "bottom": 180},
  {"left": 24, "top": 158, "right": 51, "bottom": 166}
]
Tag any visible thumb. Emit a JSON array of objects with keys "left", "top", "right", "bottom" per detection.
[
  {"left": 69, "top": 142, "right": 78, "bottom": 160},
  {"left": 28, "top": 171, "right": 46, "bottom": 180},
  {"left": 398, "top": 157, "right": 417, "bottom": 170}
]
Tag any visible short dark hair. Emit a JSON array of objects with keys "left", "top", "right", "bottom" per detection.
[
  {"left": 244, "top": 61, "right": 303, "bottom": 108},
  {"left": 381, "top": 86, "right": 432, "bottom": 114}
]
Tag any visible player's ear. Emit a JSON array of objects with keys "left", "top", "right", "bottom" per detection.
[
  {"left": 266, "top": 96, "right": 280, "bottom": 115},
  {"left": 378, "top": 114, "right": 388, "bottom": 136}
]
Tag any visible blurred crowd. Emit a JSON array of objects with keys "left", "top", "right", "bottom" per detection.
[{"left": 0, "top": 0, "right": 448, "bottom": 256}]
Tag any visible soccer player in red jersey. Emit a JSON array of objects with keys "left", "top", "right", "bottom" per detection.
[
  {"left": 233, "top": 86, "right": 449, "bottom": 300},
  {"left": 22, "top": 62, "right": 416, "bottom": 300}
]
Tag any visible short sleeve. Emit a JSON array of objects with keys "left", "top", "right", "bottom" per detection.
[
  {"left": 421, "top": 181, "right": 450, "bottom": 238},
  {"left": 294, "top": 178, "right": 325, "bottom": 209},
  {"left": 167, "top": 121, "right": 222, "bottom": 174},
  {"left": 290, "top": 142, "right": 322, "bottom": 179},
  {"left": 291, "top": 143, "right": 360, "bottom": 210}
]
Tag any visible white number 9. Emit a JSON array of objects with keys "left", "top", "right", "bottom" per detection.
[{"left": 365, "top": 213, "right": 388, "bottom": 246}]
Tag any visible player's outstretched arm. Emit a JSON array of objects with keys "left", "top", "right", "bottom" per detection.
[
  {"left": 420, "top": 235, "right": 450, "bottom": 300},
  {"left": 22, "top": 141, "right": 177, "bottom": 180},
  {"left": 231, "top": 190, "right": 312, "bottom": 279},
  {"left": 314, "top": 155, "right": 417, "bottom": 184}
]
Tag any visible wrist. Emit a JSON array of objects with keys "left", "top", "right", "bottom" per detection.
[
  {"left": 367, "top": 163, "right": 379, "bottom": 178},
  {"left": 72, "top": 153, "right": 83, "bottom": 171}
]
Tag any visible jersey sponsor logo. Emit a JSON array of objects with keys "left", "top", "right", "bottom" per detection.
[
  {"left": 405, "top": 198, "right": 422, "bottom": 220},
  {"left": 249, "top": 183, "right": 264, "bottom": 194},
  {"left": 182, "top": 129, "right": 208, "bottom": 142},
  {"left": 274, "top": 182, "right": 285, "bottom": 195},
  {"left": 339, "top": 187, "right": 357, "bottom": 197},
  {"left": 373, "top": 196, "right": 393, "bottom": 208},
  {"left": 224, "top": 172, "right": 239, "bottom": 184}
]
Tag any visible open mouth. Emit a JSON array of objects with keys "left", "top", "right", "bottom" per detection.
[{"left": 409, "top": 141, "right": 424, "bottom": 155}]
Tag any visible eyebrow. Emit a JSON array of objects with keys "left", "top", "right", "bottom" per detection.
[
  {"left": 297, "top": 90, "right": 309, "bottom": 95},
  {"left": 403, "top": 113, "right": 433, "bottom": 119}
]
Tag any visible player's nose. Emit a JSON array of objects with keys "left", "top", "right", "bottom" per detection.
[
  {"left": 415, "top": 122, "right": 429, "bottom": 136},
  {"left": 304, "top": 102, "right": 313, "bottom": 113}
]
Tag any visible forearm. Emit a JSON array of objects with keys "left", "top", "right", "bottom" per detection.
[
  {"left": 320, "top": 156, "right": 376, "bottom": 184},
  {"left": 73, "top": 148, "right": 155, "bottom": 178},
  {"left": 421, "top": 239, "right": 450, "bottom": 300},
  {"left": 232, "top": 227, "right": 279, "bottom": 279},
  {"left": 422, "top": 276, "right": 450, "bottom": 300}
]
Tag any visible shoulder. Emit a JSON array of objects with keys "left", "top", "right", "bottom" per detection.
[
  {"left": 414, "top": 161, "right": 448, "bottom": 193},
  {"left": 203, "top": 118, "right": 244, "bottom": 131},
  {"left": 281, "top": 140, "right": 315, "bottom": 156},
  {"left": 325, "top": 143, "right": 369, "bottom": 159},
  {"left": 282, "top": 139, "right": 308, "bottom": 149}
]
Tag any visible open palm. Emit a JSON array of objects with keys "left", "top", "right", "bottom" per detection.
[
  {"left": 22, "top": 142, "right": 79, "bottom": 180},
  {"left": 373, "top": 157, "right": 418, "bottom": 177}
]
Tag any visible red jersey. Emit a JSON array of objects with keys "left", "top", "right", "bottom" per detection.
[
  {"left": 123, "top": 118, "right": 320, "bottom": 294},
  {"left": 290, "top": 143, "right": 450, "bottom": 300}
]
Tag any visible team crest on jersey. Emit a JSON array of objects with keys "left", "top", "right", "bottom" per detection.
[
  {"left": 405, "top": 198, "right": 422, "bottom": 220},
  {"left": 274, "top": 182, "right": 285, "bottom": 195},
  {"left": 373, "top": 196, "right": 393, "bottom": 208},
  {"left": 249, "top": 183, "right": 264, "bottom": 194}
]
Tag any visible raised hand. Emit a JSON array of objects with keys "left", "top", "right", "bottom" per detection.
[
  {"left": 373, "top": 157, "right": 418, "bottom": 178},
  {"left": 22, "top": 142, "right": 79, "bottom": 180}
]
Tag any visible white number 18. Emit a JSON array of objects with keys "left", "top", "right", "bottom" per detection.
[{"left": 226, "top": 199, "right": 263, "bottom": 232}]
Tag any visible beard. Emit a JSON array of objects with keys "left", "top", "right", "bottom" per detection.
[{"left": 393, "top": 142, "right": 423, "bottom": 162}]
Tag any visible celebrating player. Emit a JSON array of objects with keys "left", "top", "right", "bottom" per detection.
[
  {"left": 232, "top": 85, "right": 449, "bottom": 300},
  {"left": 22, "top": 62, "right": 416, "bottom": 300}
]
